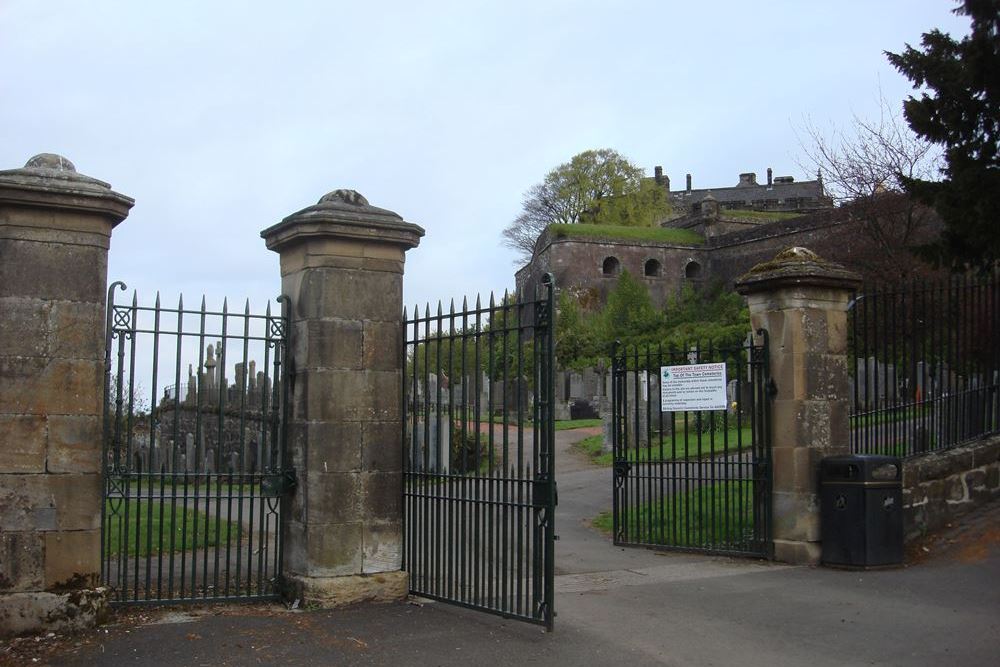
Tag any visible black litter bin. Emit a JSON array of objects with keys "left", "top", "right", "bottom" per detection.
[{"left": 820, "top": 454, "right": 903, "bottom": 568}]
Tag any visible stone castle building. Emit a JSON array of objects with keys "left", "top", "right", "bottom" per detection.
[{"left": 515, "top": 167, "right": 874, "bottom": 310}]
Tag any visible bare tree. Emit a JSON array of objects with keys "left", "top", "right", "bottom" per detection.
[{"left": 798, "top": 96, "right": 943, "bottom": 281}]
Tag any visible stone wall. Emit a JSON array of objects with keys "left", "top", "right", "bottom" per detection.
[{"left": 902, "top": 435, "right": 1000, "bottom": 542}]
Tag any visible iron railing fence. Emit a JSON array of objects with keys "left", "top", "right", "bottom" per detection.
[
  {"left": 101, "top": 283, "right": 291, "bottom": 604},
  {"left": 849, "top": 274, "right": 999, "bottom": 458},
  {"left": 402, "top": 276, "right": 556, "bottom": 630},
  {"left": 611, "top": 335, "right": 772, "bottom": 558}
]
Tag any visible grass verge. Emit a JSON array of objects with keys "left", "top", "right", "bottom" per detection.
[{"left": 592, "top": 480, "right": 755, "bottom": 549}]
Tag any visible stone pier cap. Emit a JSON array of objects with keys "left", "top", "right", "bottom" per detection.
[
  {"left": 735, "top": 246, "right": 861, "bottom": 295},
  {"left": 0, "top": 153, "right": 134, "bottom": 223},
  {"left": 261, "top": 189, "right": 424, "bottom": 253}
]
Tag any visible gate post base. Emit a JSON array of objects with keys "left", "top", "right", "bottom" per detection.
[
  {"left": 284, "top": 572, "right": 408, "bottom": 608},
  {"left": 772, "top": 539, "right": 822, "bottom": 566},
  {"left": 0, "top": 588, "right": 109, "bottom": 639}
]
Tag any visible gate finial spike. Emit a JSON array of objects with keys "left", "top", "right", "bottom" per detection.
[
  {"left": 403, "top": 305, "right": 408, "bottom": 320},
  {"left": 177, "top": 293, "right": 183, "bottom": 310},
  {"left": 155, "top": 291, "right": 161, "bottom": 308},
  {"left": 244, "top": 298, "right": 250, "bottom": 314},
  {"left": 201, "top": 295, "right": 207, "bottom": 310},
  {"left": 132, "top": 291, "right": 138, "bottom": 307},
  {"left": 462, "top": 295, "right": 468, "bottom": 310},
  {"left": 489, "top": 292, "right": 495, "bottom": 309},
  {"left": 437, "top": 301, "right": 442, "bottom": 317}
]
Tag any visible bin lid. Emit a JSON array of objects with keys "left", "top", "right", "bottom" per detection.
[{"left": 820, "top": 454, "right": 901, "bottom": 483}]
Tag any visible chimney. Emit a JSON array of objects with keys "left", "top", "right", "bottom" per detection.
[
  {"left": 654, "top": 165, "right": 663, "bottom": 185},
  {"left": 767, "top": 168, "right": 773, "bottom": 187},
  {"left": 686, "top": 173, "right": 692, "bottom": 191},
  {"left": 738, "top": 172, "right": 758, "bottom": 187}
]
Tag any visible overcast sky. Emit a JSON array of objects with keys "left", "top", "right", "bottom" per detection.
[{"left": 1, "top": 0, "right": 968, "bottom": 314}]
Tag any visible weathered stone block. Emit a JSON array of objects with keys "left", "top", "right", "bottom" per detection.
[
  {"left": 362, "top": 321, "right": 401, "bottom": 372},
  {"left": 292, "top": 472, "right": 363, "bottom": 526},
  {"left": 0, "top": 414, "right": 46, "bottom": 473},
  {"left": 771, "top": 446, "right": 819, "bottom": 493},
  {"left": 285, "top": 571, "right": 407, "bottom": 608},
  {"left": 773, "top": 538, "right": 821, "bottom": 566},
  {"left": 43, "top": 530, "right": 99, "bottom": 590},
  {"left": 362, "top": 421, "right": 403, "bottom": 472},
  {"left": 47, "top": 300, "right": 105, "bottom": 361},
  {"left": 0, "top": 357, "right": 102, "bottom": 416},
  {"left": 771, "top": 490, "right": 820, "bottom": 542},
  {"left": 0, "top": 588, "right": 108, "bottom": 639},
  {"left": 293, "top": 269, "right": 403, "bottom": 323},
  {"left": 0, "top": 531, "right": 44, "bottom": 592},
  {"left": 48, "top": 474, "right": 101, "bottom": 531},
  {"left": 305, "top": 522, "right": 364, "bottom": 577},
  {"left": 362, "top": 521, "right": 402, "bottom": 573},
  {"left": 362, "top": 472, "right": 402, "bottom": 522},
  {"left": 45, "top": 415, "right": 101, "bottom": 474},
  {"left": 296, "top": 319, "right": 363, "bottom": 371},
  {"left": 0, "top": 297, "right": 50, "bottom": 357},
  {"left": 287, "top": 421, "right": 362, "bottom": 473},
  {"left": 0, "top": 475, "right": 56, "bottom": 531},
  {"left": 0, "top": 239, "right": 107, "bottom": 303},
  {"left": 972, "top": 438, "right": 1000, "bottom": 468}
]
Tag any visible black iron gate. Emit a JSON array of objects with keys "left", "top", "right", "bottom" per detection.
[
  {"left": 402, "top": 276, "right": 556, "bottom": 629},
  {"left": 101, "top": 283, "right": 292, "bottom": 603},
  {"left": 611, "top": 333, "right": 772, "bottom": 557}
]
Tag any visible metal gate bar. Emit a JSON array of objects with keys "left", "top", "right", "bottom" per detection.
[
  {"left": 101, "top": 283, "right": 291, "bottom": 604},
  {"left": 611, "top": 334, "right": 771, "bottom": 557},
  {"left": 403, "top": 276, "right": 555, "bottom": 629}
]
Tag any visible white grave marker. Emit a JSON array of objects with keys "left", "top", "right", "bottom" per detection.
[{"left": 660, "top": 362, "right": 727, "bottom": 412}]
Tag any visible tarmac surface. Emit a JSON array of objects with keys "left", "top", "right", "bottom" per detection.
[{"left": 3, "top": 428, "right": 998, "bottom": 666}]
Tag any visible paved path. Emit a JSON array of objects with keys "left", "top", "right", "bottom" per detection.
[{"left": 7, "top": 429, "right": 998, "bottom": 666}]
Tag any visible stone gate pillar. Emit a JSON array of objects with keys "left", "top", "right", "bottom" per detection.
[
  {"left": 0, "top": 154, "right": 133, "bottom": 636},
  {"left": 736, "top": 247, "right": 860, "bottom": 565},
  {"left": 261, "top": 189, "right": 423, "bottom": 605}
]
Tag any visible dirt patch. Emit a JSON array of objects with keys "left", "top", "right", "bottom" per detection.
[{"left": 905, "top": 501, "right": 1000, "bottom": 566}]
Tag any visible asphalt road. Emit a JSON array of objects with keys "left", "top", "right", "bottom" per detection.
[{"left": 8, "top": 428, "right": 998, "bottom": 666}]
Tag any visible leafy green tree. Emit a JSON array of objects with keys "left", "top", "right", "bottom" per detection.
[
  {"left": 600, "top": 271, "right": 664, "bottom": 349},
  {"left": 886, "top": 0, "right": 1000, "bottom": 270},
  {"left": 581, "top": 178, "right": 671, "bottom": 228},
  {"left": 555, "top": 291, "right": 601, "bottom": 370},
  {"left": 502, "top": 149, "right": 664, "bottom": 261},
  {"left": 660, "top": 283, "right": 750, "bottom": 349}
]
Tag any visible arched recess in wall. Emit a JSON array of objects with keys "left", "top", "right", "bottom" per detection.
[
  {"left": 602, "top": 256, "right": 620, "bottom": 276},
  {"left": 685, "top": 260, "right": 702, "bottom": 279},
  {"left": 644, "top": 259, "right": 661, "bottom": 277}
]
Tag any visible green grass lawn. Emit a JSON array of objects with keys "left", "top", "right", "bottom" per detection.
[
  {"left": 555, "top": 418, "right": 602, "bottom": 431},
  {"left": 104, "top": 499, "right": 242, "bottom": 557},
  {"left": 549, "top": 223, "right": 705, "bottom": 245},
  {"left": 575, "top": 425, "right": 755, "bottom": 466},
  {"left": 592, "top": 480, "right": 756, "bottom": 549}
]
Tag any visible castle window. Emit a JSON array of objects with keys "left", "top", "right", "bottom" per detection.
[
  {"left": 685, "top": 261, "right": 702, "bottom": 279},
  {"left": 602, "top": 256, "right": 620, "bottom": 276},
  {"left": 644, "top": 259, "right": 661, "bottom": 277}
]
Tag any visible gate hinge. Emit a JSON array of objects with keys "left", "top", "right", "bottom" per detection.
[
  {"left": 262, "top": 469, "right": 298, "bottom": 496},
  {"left": 766, "top": 378, "right": 778, "bottom": 398}
]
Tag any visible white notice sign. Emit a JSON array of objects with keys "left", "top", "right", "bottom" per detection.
[{"left": 660, "top": 363, "right": 727, "bottom": 412}]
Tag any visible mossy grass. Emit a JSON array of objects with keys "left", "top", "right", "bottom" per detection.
[{"left": 550, "top": 223, "right": 704, "bottom": 245}]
